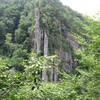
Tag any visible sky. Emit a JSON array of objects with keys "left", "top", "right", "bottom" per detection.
[{"left": 60, "top": 0, "right": 100, "bottom": 17}]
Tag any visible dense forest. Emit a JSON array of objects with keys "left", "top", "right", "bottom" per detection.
[{"left": 0, "top": 0, "right": 100, "bottom": 100}]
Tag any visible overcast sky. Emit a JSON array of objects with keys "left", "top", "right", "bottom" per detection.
[{"left": 60, "top": 0, "right": 100, "bottom": 17}]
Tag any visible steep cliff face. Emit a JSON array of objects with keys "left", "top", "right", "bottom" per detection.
[
  {"left": 33, "top": 0, "right": 83, "bottom": 81},
  {"left": 0, "top": 0, "right": 86, "bottom": 78}
]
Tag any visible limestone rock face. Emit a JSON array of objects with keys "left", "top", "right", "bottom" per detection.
[
  {"left": 33, "top": 0, "right": 82, "bottom": 81},
  {"left": 67, "top": 33, "right": 80, "bottom": 50}
]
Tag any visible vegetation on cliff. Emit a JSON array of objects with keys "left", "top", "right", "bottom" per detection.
[{"left": 0, "top": 0, "right": 100, "bottom": 99}]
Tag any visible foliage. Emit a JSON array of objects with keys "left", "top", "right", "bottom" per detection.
[
  {"left": 0, "top": 52, "right": 60, "bottom": 99},
  {"left": 0, "top": 0, "right": 100, "bottom": 100}
]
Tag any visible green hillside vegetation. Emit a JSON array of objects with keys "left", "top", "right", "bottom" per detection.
[{"left": 0, "top": 0, "right": 100, "bottom": 100}]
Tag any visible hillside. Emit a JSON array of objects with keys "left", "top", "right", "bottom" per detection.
[
  {"left": 0, "top": 0, "right": 100, "bottom": 99},
  {"left": 0, "top": 0, "right": 85, "bottom": 71}
]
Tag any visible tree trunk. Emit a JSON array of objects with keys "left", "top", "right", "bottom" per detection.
[
  {"left": 54, "top": 67, "right": 59, "bottom": 82},
  {"left": 34, "top": 6, "right": 41, "bottom": 53},
  {"left": 43, "top": 32, "right": 48, "bottom": 56},
  {"left": 42, "top": 32, "right": 48, "bottom": 82},
  {"left": 50, "top": 68, "right": 53, "bottom": 82}
]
